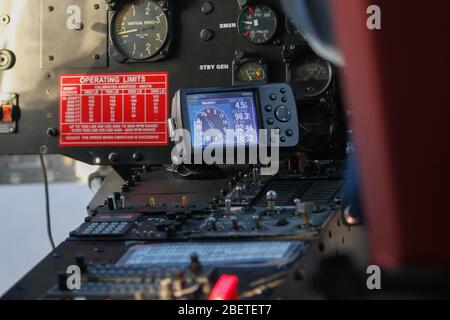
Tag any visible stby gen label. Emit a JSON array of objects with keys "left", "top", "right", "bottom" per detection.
[{"left": 59, "top": 72, "right": 169, "bottom": 147}]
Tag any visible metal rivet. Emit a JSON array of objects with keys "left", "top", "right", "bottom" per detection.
[{"left": 0, "top": 14, "right": 10, "bottom": 25}]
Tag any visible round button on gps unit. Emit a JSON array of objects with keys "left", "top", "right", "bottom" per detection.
[{"left": 275, "top": 106, "right": 292, "bottom": 122}]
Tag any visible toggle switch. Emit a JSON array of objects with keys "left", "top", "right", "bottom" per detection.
[
  {"left": 235, "top": 186, "right": 242, "bottom": 201},
  {"left": 294, "top": 199, "right": 314, "bottom": 226},
  {"left": 181, "top": 195, "right": 188, "bottom": 207},
  {"left": 266, "top": 190, "right": 277, "bottom": 213},
  {"left": 107, "top": 195, "right": 118, "bottom": 210},
  {"left": 224, "top": 198, "right": 232, "bottom": 216}
]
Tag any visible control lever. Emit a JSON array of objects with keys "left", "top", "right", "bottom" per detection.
[
  {"left": 235, "top": 186, "right": 242, "bottom": 201},
  {"left": 224, "top": 198, "right": 232, "bottom": 216},
  {"left": 120, "top": 194, "right": 126, "bottom": 209},
  {"left": 107, "top": 195, "right": 118, "bottom": 210},
  {"left": 266, "top": 190, "right": 277, "bottom": 214},
  {"left": 294, "top": 199, "right": 314, "bottom": 226}
]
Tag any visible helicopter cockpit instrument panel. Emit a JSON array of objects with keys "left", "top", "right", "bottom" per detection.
[{"left": 0, "top": 0, "right": 346, "bottom": 166}]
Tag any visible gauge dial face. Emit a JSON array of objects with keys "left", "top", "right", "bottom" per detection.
[
  {"left": 111, "top": 0, "right": 169, "bottom": 60},
  {"left": 238, "top": 5, "right": 278, "bottom": 44},
  {"left": 193, "top": 107, "right": 230, "bottom": 145},
  {"left": 299, "top": 111, "right": 333, "bottom": 152},
  {"left": 291, "top": 58, "right": 332, "bottom": 97},
  {"left": 237, "top": 62, "right": 266, "bottom": 82}
]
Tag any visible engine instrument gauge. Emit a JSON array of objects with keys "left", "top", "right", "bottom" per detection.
[
  {"left": 299, "top": 106, "right": 334, "bottom": 152},
  {"left": 290, "top": 57, "right": 332, "bottom": 97},
  {"left": 111, "top": 0, "right": 169, "bottom": 61},
  {"left": 237, "top": 61, "right": 267, "bottom": 83},
  {"left": 238, "top": 5, "right": 278, "bottom": 44}
]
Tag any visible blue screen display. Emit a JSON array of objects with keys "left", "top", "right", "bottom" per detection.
[{"left": 186, "top": 91, "right": 259, "bottom": 148}]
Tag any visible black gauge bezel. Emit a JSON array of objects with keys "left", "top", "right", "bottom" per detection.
[
  {"left": 232, "top": 58, "right": 269, "bottom": 86},
  {"left": 287, "top": 57, "right": 333, "bottom": 98},
  {"left": 109, "top": 0, "right": 172, "bottom": 63},
  {"left": 237, "top": 4, "right": 279, "bottom": 45}
]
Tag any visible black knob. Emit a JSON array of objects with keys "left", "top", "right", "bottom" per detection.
[
  {"left": 201, "top": 1, "right": 214, "bottom": 15},
  {"left": 200, "top": 29, "right": 214, "bottom": 41},
  {"left": 108, "top": 153, "right": 119, "bottom": 163},
  {"left": 47, "top": 127, "right": 58, "bottom": 137},
  {"left": 132, "top": 153, "right": 143, "bottom": 162},
  {"left": 234, "top": 49, "right": 246, "bottom": 60}
]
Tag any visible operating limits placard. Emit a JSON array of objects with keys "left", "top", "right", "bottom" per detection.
[{"left": 59, "top": 72, "right": 169, "bottom": 147}]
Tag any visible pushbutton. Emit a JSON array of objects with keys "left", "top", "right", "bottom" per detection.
[
  {"left": 280, "top": 137, "right": 287, "bottom": 143},
  {"left": 267, "top": 118, "right": 275, "bottom": 125},
  {"left": 280, "top": 88, "right": 287, "bottom": 94},
  {"left": 265, "top": 105, "right": 272, "bottom": 112},
  {"left": 275, "top": 106, "right": 292, "bottom": 122},
  {"left": 282, "top": 97, "right": 288, "bottom": 103},
  {"left": 286, "top": 129, "right": 293, "bottom": 137},
  {"left": 269, "top": 94, "right": 277, "bottom": 101}
]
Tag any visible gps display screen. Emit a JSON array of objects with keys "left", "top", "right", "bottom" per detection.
[{"left": 186, "top": 91, "right": 259, "bottom": 148}]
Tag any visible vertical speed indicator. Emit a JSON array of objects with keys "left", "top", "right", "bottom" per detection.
[
  {"left": 111, "top": 0, "right": 169, "bottom": 61},
  {"left": 238, "top": 5, "right": 278, "bottom": 44}
]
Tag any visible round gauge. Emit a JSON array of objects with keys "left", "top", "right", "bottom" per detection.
[
  {"left": 299, "top": 114, "right": 333, "bottom": 152},
  {"left": 290, "top": 58, "right": 332, "bottom": 97},
  {"left": 194, "top": 107, "right": 230, "bottom": 145},
  {"left": 238, "top": 5, "right": 278, "bottom": 44},
  {"left": 111, "top": 0, "right": 169, "bottom": 60},
  {"left": 285, "top": 18, "right": 306, "bottom": 43},
  {"left": 237, "top": 62, "right": 267, "bottom": 82}
]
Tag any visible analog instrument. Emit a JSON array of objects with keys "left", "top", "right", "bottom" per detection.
[
  {"left": 299, "top": 108, "right": 333, "bottom": 152},
  {"left": 237, "top": 61, "right": 267, "bottom": 82},
  {"left": 111, "top": 0, "right": 169, "bottom": 60},
  {"left": 290, "top": 57, "right": 332, "bottom": 97},
  {"left": 238, "top": 5, "right": 278, "bottom": 44}
]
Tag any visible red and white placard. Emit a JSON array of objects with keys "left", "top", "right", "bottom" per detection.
[{"left": 59, "top": 72, "right": 169, "bottom": 147}]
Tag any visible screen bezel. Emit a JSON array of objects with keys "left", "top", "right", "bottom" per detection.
[{"left": 180, "top": 87, "right": 264, "bottom": 151}]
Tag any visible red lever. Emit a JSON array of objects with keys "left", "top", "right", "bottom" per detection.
[{"left": 209, "top": 274, "right": 239, "bottom": 300}]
